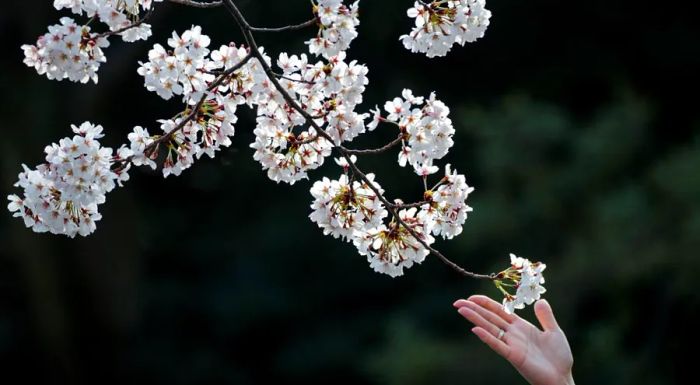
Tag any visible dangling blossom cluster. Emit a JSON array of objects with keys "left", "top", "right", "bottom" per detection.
[
  {"left": 11, "top": 0, "right": 548, "bottom": 312},
  {"left": 22, "top": 0, "right": 161, "bottom": 83},
  {"left": 7, "top": 122, "right": 130, "bottom": 237},
  {"left": 309, "top": 157, "right": 388, "bottom": 241},
  {"left": 310, "top": 163, "right": 473, "bottom": 277},
  {"left": 400, "top": 0, "right": 492, "bottom": 58},
  {"left": 380, "top": 89, "right": 455, "bottom": 176},
  {"left": 355, "top": 205, "right": 435, "bottom": 277},
  {"left": 495, "top": 254, "right": 547, "bottom": 314},
  {"left": 307, "top": 0, "right": 360, "bottom": 58}
]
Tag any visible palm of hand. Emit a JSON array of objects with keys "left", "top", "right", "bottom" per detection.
[
  {"left": 454, "top": 295, "right": 573, "bottom": 385},
  {"left": 504, "top": 317, "right": 573, "bottom": 385}
]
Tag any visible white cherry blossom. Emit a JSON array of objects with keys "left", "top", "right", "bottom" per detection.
[
  {"left": 353, "top": 206, "right": 435, "bottom": 277},
  {"left": 400, "top": 0, "right": 492, "bottom": 58},
  {"left": 499, "top": 254, "right": 548, "bottom": 314},
  {"left": 21, "top": 17, "right": 109, "bottom": 84},
  {"left": 138, "top": 26, "right": 214, "bottom": 103},
  {"left": 420, "top": 164, "right": 474, "bottom": 239},
  {"left": 250, "top": 51, "right": 369, "bottom": 183},
  {"left": 7, "top": 122, "right": 124, "bottom": 237},
  {"left": 53, "top": 0, "right": 162, "bottom": 42},
  {"left": 381, "top": 89, "right": 455, "bottom": 175},
  {"left": 309, "top": 170, "right": 388, "bottom": 241},
  {"left": 306, "top": 0, "right": 360, "bottom": 58}
]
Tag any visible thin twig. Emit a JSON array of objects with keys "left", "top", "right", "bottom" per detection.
[
  {"left": 273, "top": 72, "right": 316, "bottom": 85},
  {"left": 249, "top": 18, "right": 317, "bottom": 33},
  {"left": 343, "top": 134, "right": 403, "bottom": 155},
  {"left": 168, "top": 0, "right": 223, "bottom": 8}
]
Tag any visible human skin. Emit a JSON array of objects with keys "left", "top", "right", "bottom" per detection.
[{"left": 454, "top": 295, "right": 574, "bottom": 385}]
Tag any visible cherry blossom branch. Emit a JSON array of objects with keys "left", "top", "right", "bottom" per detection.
[
  {"left": 343, "top": 134, "right": 404, "bottom": 155},
  {"left": 341, "top": 156, "right": 495, "bottom": 280},
  {"left": 222, "top": 0, "right": 495, "bottom": 281},
  {"left": 114, "top": 52, "right": 253, "bottom": 166},
  {"left": 12, "top": 0, "right": 547, "bottom": 312},
  {"left": 167, "top": 0, "right": 223, "bottom": 8},
  {"left": 142, "top": 53, "right": 253, "bottom": 150}
]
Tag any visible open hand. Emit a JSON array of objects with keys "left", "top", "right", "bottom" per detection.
[{"left": 454, "top": 295, "right": 574, "bottom": 385}]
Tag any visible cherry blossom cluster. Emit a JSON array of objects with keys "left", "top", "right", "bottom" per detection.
[
  {"left": 137, "top": 26, "right": 214, "bottom": 102},
  {"left": 7, "top": 122, "right": 130, "bottom": 237},
  {"left": 307, "top": 0, "right": 360, "bottom": 58},
  {"left": 400, "top": 0, "right": 492, "bottom": 58},
  {"left": 251, "top": 51, "right": 370, "bottom": 184},
  {"left": 309, "top": 163, "right": 473, "bottom": 277},
  {"left": 136, "top": 23, "right": 370, "bottom": 184},
  {"left": 53, "top": 0, "right": 161, "bottom": 42},
  {"left": 354, "top": 205, "right": 435, "bottom": 277},
  {"left": 134, "top": 27, "right": 256, "bottom": 177},
  {"left": 126, "top": 107, "right": 240, "bottom": 179},
  {"left": 309, "top": 158, "right": 388, "bottom": 241},
  {"left": 420, "top": 164, "right": 474, "bottom": 239},
  {"left": 381, "top": 89, "right": 455, "bottom": 176},
  {"left": 21, "top": 17, "right": 110, "bottom": 84},
  {"left": 22, "top": 0, "right": 161, "bottom": 83},
  {"left": 495, "top": 254, "right": 547, "bottom": 314}
]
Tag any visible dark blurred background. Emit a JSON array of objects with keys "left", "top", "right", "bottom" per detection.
[{"left": 1, "top": 0, "right": 699, "bottom": 384}]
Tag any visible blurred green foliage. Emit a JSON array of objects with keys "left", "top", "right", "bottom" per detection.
[{"left": 1, "top": 0, "right": 698, "bottom": 384}]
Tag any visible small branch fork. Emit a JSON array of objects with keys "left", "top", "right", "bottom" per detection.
[{"left": 160, "top": 0, "right": 494, "bottom": 280}]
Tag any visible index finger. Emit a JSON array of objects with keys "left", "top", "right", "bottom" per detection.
[{"left": 467, "top": 295, "right": 518, "bottom": 323}]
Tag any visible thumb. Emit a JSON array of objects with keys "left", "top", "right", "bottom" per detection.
[{"left": 534, "top": 299, "right": 560, "bottom": 332}]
